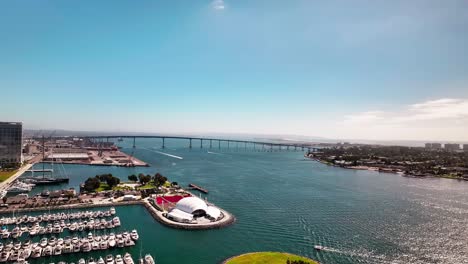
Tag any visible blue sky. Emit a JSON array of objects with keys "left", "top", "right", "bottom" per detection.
[{"left": 1, "top": 0, "right": 468, "bottom": 141}]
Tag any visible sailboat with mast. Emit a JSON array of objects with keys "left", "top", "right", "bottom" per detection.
[{"left": 23, "top": 144, "right": 69, "bottom": 185}]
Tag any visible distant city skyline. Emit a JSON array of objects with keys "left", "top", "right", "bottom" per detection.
[{"left": 1, "top": 1, "right": 467, "bottom": 141}]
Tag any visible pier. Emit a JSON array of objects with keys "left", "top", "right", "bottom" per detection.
[
  {"left": 188, "top": 183, "right": 208, "bottom": 194},
  {"left": 0, "top": 230, "right": 139, "bottom": 262}
]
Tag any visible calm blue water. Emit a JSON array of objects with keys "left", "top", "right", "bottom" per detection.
[{"left": 14, "top": 138, "right": 468, "bottom": 263}]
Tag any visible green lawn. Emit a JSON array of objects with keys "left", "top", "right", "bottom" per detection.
[
  {"left": 225, "top": 252, "right": 318, "bottom": 264},
  {"left": 136, "top": 181, "right": 169, "bottom": 190},
  {"left": 0, "top": 170, "right": 18, "bottom": 182},
  {"left": 95, "top": 183, "right": 111, "bottom": 192}
]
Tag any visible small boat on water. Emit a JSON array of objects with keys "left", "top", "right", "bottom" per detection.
[
  {"left": 112, "top": 217, "right": 121, "bottom": 227},
  {"left": 0, "top": 251, "right": 10, "bottom": 262},
  {"left": 106, "top": 254, "right": 114, "bottom": 264},
  {"left": 31, "top": 246, "right": 42, "bottom": 258},
  {"left": 130, "top": 230, "right": 139, "bottom": 241},
  {"left": 314, "top": 245, "right": 325, "bottom": 251},
  {"left": 124, "top": 253, "right": 134, "bottom": 264},
  {"left": 115, "top": 255, "right": 124, "bottom": 264},
  {"left": 143, "top": 254, "right": 154, "bottom": 264},
  {"left": 42, "top": 245, "right": 53, "bottom": 256}
]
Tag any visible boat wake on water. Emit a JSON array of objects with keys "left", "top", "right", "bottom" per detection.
[
  {"left": 143, "top": 148, "right": 184, "bottom": 160},
  {"left": 207, "top": 151, "right": 223, "bottom": 155},
  {"left": 314, "top": 245, "right": 391, "bottom": 264}
]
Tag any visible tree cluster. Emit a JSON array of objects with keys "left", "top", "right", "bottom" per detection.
[
  {"left": 153, "top": 173, "right": 167, "bottom": 187},
  {"left": 83, "top": 173, "right": 121, "bottom": 192},
  {"left": 128, "top": 172, "right": 168, "bottom": 187}
]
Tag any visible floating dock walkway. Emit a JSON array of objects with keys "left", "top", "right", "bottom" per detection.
[{"left": 188, "top": 183, "right": 208, "bottom": 194}]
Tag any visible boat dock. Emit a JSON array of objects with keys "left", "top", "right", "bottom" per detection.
[
  {"left": 25, "top": 169, "right": 54, "bottom": 173},
  {"left": 188, "top": 183, "right": 208, "bottom": 194},
  {"left": 0, "top": 216, "right": 121, "bottom": 239},
  {"left": 0, "top": 206, "right": 153, "bottom": 263},
  {"left": 0, "top": 208, "right": 116, "bottom": 226},
  {"left": 0, "top": 230, "right": 139, "bottom": 262}
]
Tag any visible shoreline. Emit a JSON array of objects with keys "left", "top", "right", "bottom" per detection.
[
  {"left": 306, "top": 156, "right": 467, "bottom": 181},
  {"left": 0, "top": 198, "right": 236, "bottom": 231},
  {"left": 142, "top": 199, "right": 236, "bottom": 230}
]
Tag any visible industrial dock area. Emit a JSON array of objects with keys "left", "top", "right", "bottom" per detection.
[{"left": 23, "top": 137, "right": 148, "bottom": 167}]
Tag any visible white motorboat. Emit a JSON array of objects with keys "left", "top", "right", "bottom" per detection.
[
  {"left": 54, "top": 245, "right": 62, "bottom": 255},
  {"left": 106, "top": 254, "right": 114, "bottom": 264},
  {"left": 130, "top": 230, "right": 139, "bottom": 241},
  {"left": 124, "top": 253, "right": 134, "bottom": 264},
  {"left": 31, "top": 246, "right": 42, "bottom": 258},
  {"left": 0, "top": 251, "right": 10, "bottom": 262},
  {"left": 143, "top": 254, "right": 154, "bottom": 264},
  {"left": 88, "top": 257, "right": 96, "bottom": 264},
  {"left": 100, "top": 240, "right": 108, "bottom": 250},
  {"left": 115, "top": 255, "right": 124, "bottom": 264},
  {"left": 314, "top": 245, "right": 325, "bottom": 251},
  {"left": 42, "top": 245, "right": 53, "bottom": 256}
]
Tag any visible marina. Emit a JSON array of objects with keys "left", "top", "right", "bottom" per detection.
[
  {"left": 0, "top": 206, "right": 147, "bottom": 264},
  {"left": 0, "top": 208, "right": 116, "bottom": 226},
  {"left": 0, "top": 216, "right": 121, "bottom": 238},
  {"left": 0, "top": 230, "right": 140, "bottom": 262}
]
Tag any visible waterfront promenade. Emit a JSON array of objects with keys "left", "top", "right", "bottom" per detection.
[{"left": 0, "top": 163, "right": 33, "bottom": 192}]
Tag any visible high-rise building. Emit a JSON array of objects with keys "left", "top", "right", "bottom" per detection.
[
  {"left": 444, "top": 143, "right": 460, "bottom": 151},
  {"left": 425, "top": 143, "right": 442, "bottom": 150},
  {"left": 432, "top": 143, "right": 442, "bottom": 149},
  {"left": 0, "top": 122, "right": 23, "bottom": 168}
]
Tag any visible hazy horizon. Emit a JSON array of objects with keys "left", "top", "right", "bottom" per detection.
[{"left": 1, "top": 1, "right": 468, "bottom": 141}]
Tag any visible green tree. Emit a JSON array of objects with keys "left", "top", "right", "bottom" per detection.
[
  {"left": 106, "top": 176, "right": 120, "bottom": 188},
  {"left": 138, "top": 174, "right": 151, "bottom": 184},
  {"left": 153, "top": 173, "right": 167, "bottom": 187},
  {"left": 84, "top": 177, "right": 100, "bottom": 192},
  {"left": 128, "top": 174, "right": 138, "bottom": 182}
]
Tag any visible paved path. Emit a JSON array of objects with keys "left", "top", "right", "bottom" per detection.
[{"left": 0, "top": 163, "right": 33, "bottom": 191}]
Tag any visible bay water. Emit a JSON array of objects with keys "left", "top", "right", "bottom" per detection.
[{"left": 12, "top": 138, "right": 468, "bottom": 263}]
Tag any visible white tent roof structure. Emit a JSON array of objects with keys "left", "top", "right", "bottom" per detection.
[
  {"left": 167, "top": 208, "right": 193, "bottom": 222},
  {"left": 206, "top": 206, "right": 221, "bottom": 219},
  {"left": 175, "top": 196, "right": 208, "bottom": 214}
]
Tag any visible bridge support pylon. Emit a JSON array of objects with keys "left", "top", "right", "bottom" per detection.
[
  {"left": 162, "top": 138, "right": 165, "bottom": 149},
  {"left": 189, "top": 139, "right": 192, "bottom": 149}
]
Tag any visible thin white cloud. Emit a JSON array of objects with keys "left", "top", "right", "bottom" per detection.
[
  {"left": 212, "top": 0, "right": 225, "bottom": 10},
  {"left": 345, "top": 98, "right": 468, "bottom": 125},
  {"left": 340, "top": 98, "right": 468, "bottom": 141}
]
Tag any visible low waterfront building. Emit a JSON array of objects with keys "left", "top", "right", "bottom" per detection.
[
  {"left": 464, "top": 144, "right": 468, "bottom": 151},
  {"left": 45, "top": 153, "right": 89, "bottom": 161},
  {"left": 0, "top": 122, "right": 23, "bottom": 168}
]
